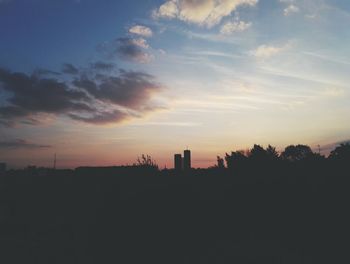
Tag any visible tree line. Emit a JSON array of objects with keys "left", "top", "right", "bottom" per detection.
[{"left": 217, "top": 143, "right": 350, "bottom": 169}]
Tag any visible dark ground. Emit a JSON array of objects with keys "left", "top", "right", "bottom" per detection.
[{"left": 1, "top": 166, "right": 349, "bottom": 264}]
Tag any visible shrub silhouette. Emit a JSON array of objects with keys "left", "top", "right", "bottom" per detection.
[{"left": 134, "top": 154, "right": 159, "bottom": 170}]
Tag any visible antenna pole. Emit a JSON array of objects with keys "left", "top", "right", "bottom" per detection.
[{"left": 53, "top": 153, "right": 56, "bottom": 170}]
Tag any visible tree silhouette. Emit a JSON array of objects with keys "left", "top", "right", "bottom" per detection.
[
  {"left": 266, "top": 145, "right": 279, "bottom": 160},
  {"left": 225, "top": 150, "right": 247, "bottom": 169},
  {"left": 249, "top": 144, "right": 268, "bottom": 161},
  {"left": 217, "top": 156, "right": 225, "bottom": 168},
  {"left": 329, "top": 143, "right": 350, "bottom": 162},
  {"left": 280, "top": 144, "right": 315, "bottom": 162}
]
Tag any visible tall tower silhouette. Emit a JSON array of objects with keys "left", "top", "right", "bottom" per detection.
[
  {"left": 183, "top": 149, "right": 191, "bottom": 170},
  {"left": 174, "top": 154, "right": 182, "bottom": 171}
]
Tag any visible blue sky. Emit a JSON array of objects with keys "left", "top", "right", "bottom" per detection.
[{"left": 0, "top": 0, "right": 349, "bottom": 168}]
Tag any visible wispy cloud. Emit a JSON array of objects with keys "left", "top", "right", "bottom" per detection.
[
  {"left": 259, "top": 66, "right": 347, "bottom": 88},
  {"left": 303, "top": 51, "right": 350, "bottom": 66},
  {"left": 0, "top": 139, "right": 52, "bottom": 149},
  {"left": 284, "top": 4, "right": 299, "bottom": 16},
  {"left": 68, "top": 110, "right": 129, "bottom": 125},
  {"left": 132, "top": 121, "right": 202, "bottom": 127},
  {"left": 62, "top": 63, "right": 79, "bottom": 75},
  {"left": 176, "top": 99, "right": 261, "bottom": 111},
  {"left": 180, "top": 28, "right": 241, "bottom": 44},
  {"left": 250, "top": 43, "right": 290, "bottom": 58},
  {"left": 186, "top": 50, "right": 242, "bottom": 60},
  {"left": 90, "top": 61, "right": 115, "bottom": 71},
  {"left": 220, "top": 20, "right": 252, "bottom": 35}
]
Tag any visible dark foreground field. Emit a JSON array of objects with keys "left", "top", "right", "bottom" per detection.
[{"left": 1, "top": 167, "right": 349, "bottom": 264}]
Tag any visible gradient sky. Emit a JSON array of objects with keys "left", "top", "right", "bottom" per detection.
[{"left": 0, "top": 0, "right": 349, "bottom": 168}]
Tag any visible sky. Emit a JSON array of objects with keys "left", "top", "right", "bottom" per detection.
[{"left": 0, "top": 0, "right": 349, "bottom": 169}]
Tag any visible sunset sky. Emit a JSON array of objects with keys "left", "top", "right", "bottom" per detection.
[{"left": 0, "top": 0, "right": 349, "bottom": 168}]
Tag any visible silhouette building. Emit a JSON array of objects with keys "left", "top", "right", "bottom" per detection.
[
  {"left": 174, "top": 154, "right": 182, "bottom": 171},
  {"left": 173, "top": 150, "right": 191, "bottom": 171},
  {"left": 183, "top": 150, "right": 191, "bottom": 170},
  {"left": 0, "top": 162, "right": 6, "bottom": 174}
]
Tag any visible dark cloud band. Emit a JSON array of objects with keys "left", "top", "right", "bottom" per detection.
[{"left": 0, "top": 65, "right": 163, "bottom": 126}]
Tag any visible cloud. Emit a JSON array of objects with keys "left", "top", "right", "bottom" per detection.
[
  {"left": 73, "top": 70, "right": 162, "bottom": 110},
  {"left": 129, "top": 25, "right": 153, "bottom": 37},
  {"left": 90, "top": 61, "right": 115, "bottom": 71},
  {"left": 153, "top": 0, "right": 179, "bottom": 19},
  {"left": 0, "top": 139, "right": 52, "bottom": 149},
  {"left": 133, "top": 121, "right": 201, "bottom": 127},
  {"left": 116, "top": 37, "right": 153, "bottom": 63},
  {"left": 0, "top": 67, "right": 164, "bottom": 126},
  {"left": 33, "top": 68, "right": 61, "bottom": 76},
  {"left": 250, "top": 44, "right": 289, "bottom": 58},
  {"left": 220, "top": 20, "right": 252, "bottom": 35},
  {"left": 322, "top": 86, "right": 344, "bottom": 97},
  {"left": 153, "top": 0, "right": 258, "bottom": 28},
  {"left": 68, "top": 110, "right": 129, "bottom": 125},
  {"left": 131, "top": 38, "right": 149, "bottom": 49},
  {"left": 0, "top": 106, "right": 35, "bottom": 126},
  {"left": 177, "top": 0, "right": 216, "bottom": 25},
  {"left": 279, "top": 0, "right": 299, "bottom": 16},
  {"left": 62, "top": 63, "right": 79, "bottom": 75},
  {"left": 158, "top": 49, "right": 167, "bottom": 55},
  {"left": 0, "top": 68, "right": 92, "bottom": 125},
  {"left": 284, "top": 4, "right": 299, "bottom": 16},
  {"left": 303, "top": 51, "right": 350, "bottom": 66},
  {"left": 98, "top": 37, "right": 153, "bottom": 64}
]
